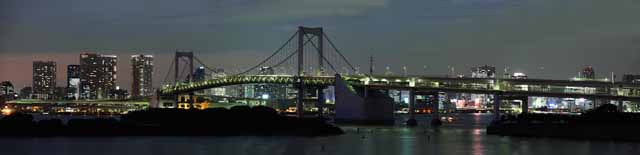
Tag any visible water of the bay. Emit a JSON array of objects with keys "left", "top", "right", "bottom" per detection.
[{"left": 1, "top": 113, "right": 639, "bottom": 155}]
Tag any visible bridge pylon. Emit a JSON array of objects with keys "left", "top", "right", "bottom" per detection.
[
  {"left": 175, "top": 51, "right": 194, "bottom": 83},
  {"left": 296, "top": 26, "right": 325, "bottom": 118}
]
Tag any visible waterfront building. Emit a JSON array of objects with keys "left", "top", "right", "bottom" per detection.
[
  {"left": 0, "top": 81, "right": 15, "bottom": 100},
  {"left": 208, "top": 69, "right": 226, "bottom": 96},
  {"left": 193, "top": 66, "right": 206, "bottom": 82},
  {"left": 226, "top": 85, "right": 244, "bottom": 98},
  {"left": 33, "top": 61, "right": 56, "bottom": 100},
  {"left": 579, "top": 66, "right": 595, "bottom": 79},
  {"left": 255, "top": 67, "right": 287, "bottom": 100},
  {"left": 53, "top": 86, "right": 67, "bottom": 100},
  {"left": 80, "top": 53, "right": 117, "bottom": 99},
  {"left": 66, "top": 65, "right": 81, "bottom": 100},
  {"left": 131, "top": 54, "right": 153, "bottom": 98},
  {"left": 623, "top": 74, "right": 640, "bottom": 83},
  {"left": 18, "top": 87, "right": 32, "bottom": 99},
  {"left": 110, "top": 86, "right": 129, "bottom": 100},
  {"left": 511, "top": 72, "right": 528, "bottom": 79},
  {"left": 465, "top": 65, "right": 496, "bottom": 110},
  {"left": 471, "top": 65, "right": 496, "bottom": 78}
]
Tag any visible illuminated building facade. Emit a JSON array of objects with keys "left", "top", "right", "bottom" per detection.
[
  {"left": 80, "top": 53, "right": 117, "bottom": 99},
  {"left": 131, "top": 54, "right": 153, "bottom": 98},
  {"left": 254, "top": 67, "right": 287, "bottom": 100},
  {"left": 511, "top": 72, "right": 528, "bottom": 79},
  {"left": 471, "top": 65, "right": 496, "bottom": 78},
  {"left": 0, "top": 81, "right": 15, "bottom": 100},
  {"left": 193, "top": 66, "right": 206, "bottom": 82},
  {"left": 579, "top": 66, "right": 595, "bottom": 79},
  {"left": 33, "top": 61, "right": 56, "bottom": 100},
  {"left": 208, "top": 69, "right": 226, "bottom": 96},
  {"left": 66, "top": 65, "right": 81, "bottom": 100}
]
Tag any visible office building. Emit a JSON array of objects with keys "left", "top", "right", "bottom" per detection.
[
  {"left": 208, "top": 68, "right": 226, "bottom": 96},
  {"left": 193, "top": 66, "right": 206, "bottom": 82},
  {"left": 0, "top": 81, "right": 14, "bottom": 100},
  {"left": 471, "top": 65, "right": 496, "bottom": 78},
  {"left": 66, "top": 65, "right": 81, "bottom": 100},
  {"left": 131, "top": 54, "right": 153, "bottom": 98},
  {"left": 254, "top": 67, "right": 287, "bottom": 100},
  {"left": 80, "top": 53, "right": 117, "bottom": 99}
]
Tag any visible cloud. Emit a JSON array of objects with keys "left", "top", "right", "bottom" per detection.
[{"left": 221, "top": 0, "right": 389, "bottom": 23}]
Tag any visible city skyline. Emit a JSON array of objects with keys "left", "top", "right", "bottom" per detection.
[
  {"left": 3, "top": 1, "right": 640, "bottom": 153},
  {"left": 3, "top": 0, "right": 640, "bottom": 89}
]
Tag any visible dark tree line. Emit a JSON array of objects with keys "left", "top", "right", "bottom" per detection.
[{"left": 0, "top": 106, "right": 343, "bottom": 137}]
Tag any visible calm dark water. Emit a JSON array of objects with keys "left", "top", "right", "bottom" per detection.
[{"left": 1, "top": 113, "right": 639, "bottom": 155}]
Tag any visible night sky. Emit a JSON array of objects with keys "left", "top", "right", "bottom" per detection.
[{"left": 2, "top": 0, "right": 640, "bottom": 90}]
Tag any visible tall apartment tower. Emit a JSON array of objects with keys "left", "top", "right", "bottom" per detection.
[
  {"left": 33, "top": 61, "right": 56, "bottom": 99},
  {"left": 131, "top": 54, "right": 153, "bottom": 98},
  {"left": 79, "top": 53, "right": 117, "bottom": 99}
]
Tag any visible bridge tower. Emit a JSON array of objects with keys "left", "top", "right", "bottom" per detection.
[
  {"left": 174, "top": 51, "right": 194, "bottom": 108},
  {"left": 174, "top": 51, "right": 194, "bottom": 83},
  {"left": 296, "top": 26, "right": 324, "bottom": 118}
]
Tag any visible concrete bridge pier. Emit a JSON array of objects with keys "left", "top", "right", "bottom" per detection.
[
  {"left": 617, "top": 99, "right": 624, "bottom": 112},
  {"left": 188, "top": 92, "right": 195, "bottom": 110},
  {"left": 406, "top": 90, "right": 417, "bottom": 126},
  {"left": 429, "top": 92, "right": 442, "bottom": 126},
  {"left": 521, "top": 97, "right": 529, "bottom": 114},
  {"left": 317, "top": 87, "right": 325, "bottom": 117},
  {"left": 493, "top": 93, "right": 502, "bottom": 120},
  {"left": 334, "top": 74, "right": 394, "bottom": 125},
  {"left": 296, "top": 77, "right": 305, "bottom": 118}
]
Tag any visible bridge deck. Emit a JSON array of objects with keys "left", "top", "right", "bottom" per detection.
[{"left": 161, "top": 75, "right": 640, "bottom": 101}]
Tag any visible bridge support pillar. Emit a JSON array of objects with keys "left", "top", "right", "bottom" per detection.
[
  {"left": 317, "top": 87, "right": 325, "bottom": 117},
  {"left": 406, "top": 90, "right": 417, "bottom": 126},
  {"left": 521, "top": 97, "right": 529, "bottom": 114},
  {"left": 296, "top": 77, "right": 305, "bottom": 118},
  {"left": 409, "top": 91, "right": 415, "bottom": 118},
  {"left": 430, "top": 92, "right": 442, "bottom": 126},
  {"left": 617, "top": 100, "right": 624, "bottom": 112},
  {"left": 493, "top": 94, "right": 501, "bottom": 120},
  {"left": 189, "top": 92, "right": 195, "bottom": 110}
]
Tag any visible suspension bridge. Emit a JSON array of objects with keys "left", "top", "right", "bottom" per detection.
[{"left": 157, "top": 26, "right": 640, "bottom": 124}]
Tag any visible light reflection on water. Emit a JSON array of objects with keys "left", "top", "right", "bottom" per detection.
[{"left": 0, "top": 114, "right": 639, "bottom": 155}]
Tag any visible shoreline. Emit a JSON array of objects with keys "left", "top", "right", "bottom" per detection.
[
  {"left": 0, "top": 106, "right": 344, "bottom": 137},
  {"left": 486, "top": 109, "right": 640, "bottom": 141}
]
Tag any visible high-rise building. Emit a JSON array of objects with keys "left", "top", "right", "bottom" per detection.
[
  {"left": 131, "top": 54, "right": 153, "bottom": 98},
  {"left": 254, "top": 67, "right": 287, "bottom": 100},
  {"left": 623, "top": 74, "right": 640, "bottom": 83},
  {"left": 33, "top": 61, "right": 56, "bottom": 99},
  {"left": 0, "top": 81, "right": 14, "bottom": 100},
  {"left": 18, "top": 87, "right": 32, "bottom": 99},
  {"left": 193, "top": 66, "right": 206, "bottom": 82},
  {"left": 471, "top": 65, "right": 496, "bottom": 78},
  {"left": 80, "top": 53, "right": 117, "bottom": 99},
  {"left": 66, "top": 65, "right": 81, "bottom": 100},
  {"left": 208, "top": 68, "right": 226, "bottom": 96},
  {"left": 579, "top": 66, "right": 595, "bottom": 79}
]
